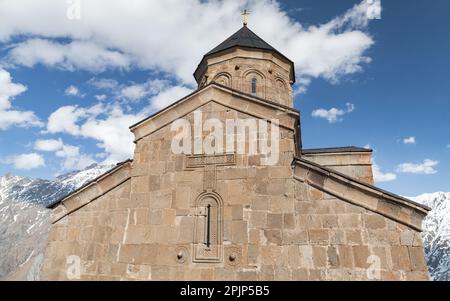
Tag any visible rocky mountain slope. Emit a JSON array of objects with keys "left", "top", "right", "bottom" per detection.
[
  {"left": 0, "top": 164, "right": 113, "bottom": 280},
  {"left": 408, "top": 192, "right": 450, "bottom": 281},
  {"left": 0, "top": 165, "right": 448, "bottom": 280}
]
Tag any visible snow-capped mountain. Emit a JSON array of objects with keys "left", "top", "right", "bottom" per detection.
[
  {"left": 408, "top": 192, "right": 450, "bottom": 281},
  {"left": 0, "top": 164, "right": 114, "bottom": 280},
  {"left": 0, "top": 164, "right": 448, "bottom": 280}
]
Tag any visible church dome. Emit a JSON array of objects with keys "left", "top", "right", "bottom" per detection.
[{"left": 194, "top": 25, "right": 295, "bottom": 86}]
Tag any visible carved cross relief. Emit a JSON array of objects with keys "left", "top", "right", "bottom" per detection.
[
  {"left": 186, "top": 153, "right": 236, "bottom": 263},
  {"left": 185, "top": 153, "right": 236, "bottom": 191}
]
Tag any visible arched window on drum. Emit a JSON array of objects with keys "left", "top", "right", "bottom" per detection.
[{"left": 251, "top": 78, "right": 257, "bottom": 96}]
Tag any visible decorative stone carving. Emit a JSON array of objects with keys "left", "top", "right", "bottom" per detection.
[
  {"left": 186, "top": 153, "right": 236, "bottom": 191},
  {"left": 225, "top": 245, "right": 242, "bottom": 267},
  {"left": 175, "top": 245, "right": 189, "bottom": 264}
]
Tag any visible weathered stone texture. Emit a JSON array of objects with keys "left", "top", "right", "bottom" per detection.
[{"left": 41, "top": 69, "right": 428, "bottom": 282}]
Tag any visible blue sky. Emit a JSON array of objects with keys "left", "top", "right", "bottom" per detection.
[{"left": 0, "top": 0, "right": 448, "bottom": 196}]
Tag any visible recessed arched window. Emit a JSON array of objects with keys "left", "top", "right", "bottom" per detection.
[{"left": 251, "top": 78, "right": 257, "bottom": 96}]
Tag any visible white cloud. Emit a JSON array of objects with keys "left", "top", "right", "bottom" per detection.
[
  {"left": 397, "top": 159, "right": 439, "bottom": 175},
  {"left": 119, "top": 79, "right": 170, "bottom": 101},
  {"left": 150, "top": 85, "right": 194, "bottom": 110},
  {"left": 46, "top": 81, "right": 193, "bottom": 164},
  {"left": 34, "top": 138, "right": 64, "bottom": 152},
  {"left": 1, "top": 153, "right": 45, "bottom": 170},
  {"left": 55, "top": 144, "right": 96, "bottom": 171},
  {"left": 1, "top": 0, "right": 381, "bottom": 88},
  {"left": 373, "top": 163, "right": 397, "bottom": 183},
  {"left": 64, "top": 85, "right": 84, "bottom": 97},
  {"left": 0, "top": 68, "right": 43, "bottom": 130},
  {"left": 95, "top": 94, "right": 107, "bottom": 101},
  {"left": 446, "top": 144, "right": 450, "bottom": 149},
  {"left": 46, "top": 105, "right": 87, "bottom": 135},
  {"left": 312, "top": 102, "right": 355, "bottom": 123},
  {"left": 403, "top": 136, "right": 416, "bottom": 145},
  {"left": 46, "top": 103, "right": 144, "bottom": 164},
  {"left": 34, "top": 137, "right": 95, "bottom": 171},
  {"left": 8, "top": 39, "right": 131, "bottom": 72},
  {"left": 88, "top": 78, "right": 119, "bottom": 90}
]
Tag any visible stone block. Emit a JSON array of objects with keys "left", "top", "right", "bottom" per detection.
[
  {"left": 124, "top": 225, "right": 154, "bottom": 244},
  {"left": 312, "top": 246, "right": 327, "bottom": 268},
  {"left": 337, "top": 245, "right": 354, "bottom": 268},
  {"left": 252, "top": 196, "right": 269, "bottom": 210},
  {"left": 329, "top": 230, "right": 346, "bottom": 245},
  {"left": 327, "top": 246, "right": 339, "bottom": 268},
  {"left": 232, "top": 205, "right": 243, "bottom": 220},
  {"left": 308, "top": 229, "right": 329, "bottom": 245},
  {"left": 400, "top": 230, "right": 414, "bottom": 246},
  {"left": 249, "top": 211, "right": 266, "bottom": 229},
  {"left": 264, "top": 229, "right": 282, "bottom": 245},
  {"left": 408, "top": 247, "right": 427, "bottom": 271},
  {"left": 178, "top": 217, "right": 194, "bottom": 243},
  {"left": 162, "top": 209, "right": 176, "bottom": 225},
  {"left": 131, "top": 176, "right": 149, "bottom": 193},
  {"left": 391, "top": 246, "right": 411, "bottom": 270},
  {"left": 148, "top": 175, "right": 161, "bottom": 192},
  {"left": 283, "top": 214, "right": 295, "bottom": 229},
  {"left": 149, "top": 190, "right": 172, "bottom": 209},
  {"left": 352, "top": 246, "right": 369, "bottom": 268},
  {"left": 292, "top": 269, "right": 309, "bottom": 281},
  {"left": 345, "top": 230, "right": 363, "bottom": 245},
  {"left": 377, "top": 200, "right": 401, "bottom": 219},
  {"left": 237, "top": 271, "right": 258, "bottom": 281},
  {"left": 363, "top": 213, "right": 386, "bottom": 229},
  {"left": 338, "top": 214, "right": 362, "bottom": 229},
  {"left": 118, "top": 244, "right": 140, "bottom": 263},
  {"left": 259, "top": 265, "right": 275, "bottom": 281},
  {"left": 149, "top": 210, "right": 163, "bottom": 225},
  {"left": 309, "top": 187, "right": 323, "bottom": 201},
  {"left": 231, "top": 221, "right": 248, "bottom": 243},
  {"left": 173, "top": 186, "right": 190, "bottom": 209},
  {"left": 135, "top": 208, "right": 149, "bottom": 225},
  {"left": 267, "top": 213, "right": 283, "bottom": 229},
  {"left": 269, "top": 197, "right": 294, "bottom": 213},
  {"left": 214, "top": 268, "right": 236, "bottom": 281},
  {"left": 321, "top": 215, "right": 338, "bottom": 228},
  {"left": 282, "top": 229, "right": 308, "bottom": 245},
  {"left": 269, "top": 167, "right": 291, "bottom": 178}
]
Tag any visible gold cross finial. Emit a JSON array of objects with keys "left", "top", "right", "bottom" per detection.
[{"left": 241, "top": 9, "right": 250, "bottom": 26}]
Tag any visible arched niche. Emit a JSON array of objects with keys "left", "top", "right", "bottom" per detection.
[
  {"left": 213, "top": 72, "right": 232, "bottom": 87},
  {"left": 193, "top": 192, "right": 223, "bottom": 263},
  {"left": 243, "top": 69, "right": 266, "bottom": 98}
]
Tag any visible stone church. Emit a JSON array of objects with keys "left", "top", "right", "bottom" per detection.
[{"left": 41, "top": 24, "right": 430, "bottom": 281}]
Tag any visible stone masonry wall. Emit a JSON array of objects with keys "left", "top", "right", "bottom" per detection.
[{"left": 41, "top": 100, "right": 428, "bottom": 281}]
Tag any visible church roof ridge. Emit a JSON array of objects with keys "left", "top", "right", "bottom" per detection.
[
  {"left": 302, "top": 146, "right": 373, "bottom": 154},
  {"left": 206, "top": 25, "right": 282, "bottom": 57}
]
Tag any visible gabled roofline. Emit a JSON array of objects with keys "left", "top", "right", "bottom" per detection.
[
  {"left": 46, "top": 159, "right": 132, "bottom": 209},
  {"left": 293, "top": 157, "right": 429, "bottom": 232},
  {"left": 129, "top": 82, "right": 300, "bottom": 132},
  {"left": 302, "top": 146, "right": 373, "bottom": 155},
  {"left": 294, "top": 156, "right": 430, "bottom": 212}
]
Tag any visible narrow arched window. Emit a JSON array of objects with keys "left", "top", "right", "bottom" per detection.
[{"left": 251, "top": 78, "right": 257, "bottom": 96}]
